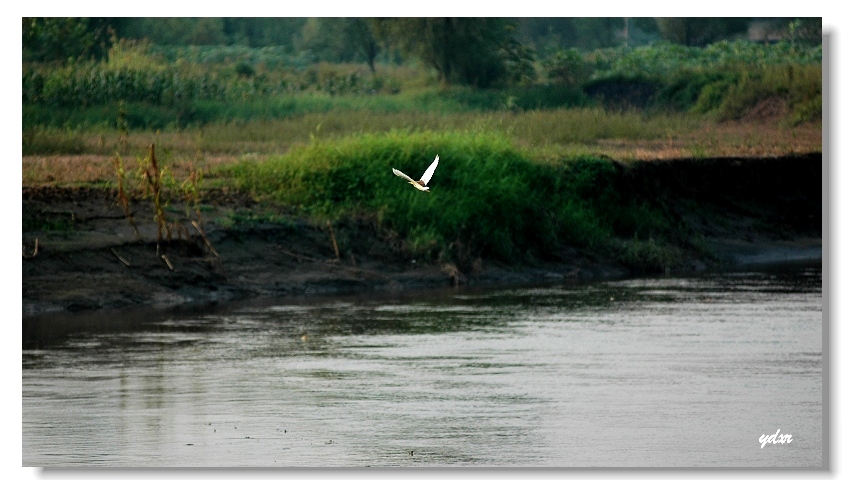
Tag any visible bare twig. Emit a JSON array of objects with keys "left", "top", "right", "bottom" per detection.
[
  {"left": 161, "top": 254, "right": 174, "bottom": 271},
  {"left": 182, "top": 165, "right": 220, "bottom": 260},
  {"left": 191, "top": 220, "right": 220, "bottom": 258},
  {"left": 111, "top": 248, "right": 131, "bottom": 267},
  {"left": 23, "top": 238, "right": 39, "bottom": 259}
]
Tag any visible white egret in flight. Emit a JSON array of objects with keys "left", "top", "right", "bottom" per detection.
[{"left": 392, "top": 155, "right": 439, "bottom": 192}]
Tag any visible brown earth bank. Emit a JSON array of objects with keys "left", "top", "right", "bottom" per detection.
[{"left": 22, "top": 153, "right": 822, "bottom": 318}]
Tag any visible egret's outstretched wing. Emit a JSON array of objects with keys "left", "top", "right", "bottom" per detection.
[
  {"left": 392, "top": 168, "right": 415, "bottom": 182},
  {"left": 419, "top": 155, "right": 439, "bottom": 185}
]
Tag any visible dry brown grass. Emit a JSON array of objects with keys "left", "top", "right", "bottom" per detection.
[
  {"left": 591, "top": 119, "right": 822, "bottom": 161},
  {"left": 22, "top": 153, "right": 247, "bottom": 187}
]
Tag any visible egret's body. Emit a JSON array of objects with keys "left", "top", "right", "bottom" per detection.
[{"left": 392, "top": 155, "right": 439, "bottom": 192}]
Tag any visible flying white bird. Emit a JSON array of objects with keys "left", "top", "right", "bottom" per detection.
[{"left": 392, "top": 155, "right": 439, "bottom": 192}]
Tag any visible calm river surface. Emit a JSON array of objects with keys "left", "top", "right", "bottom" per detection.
[{"left": 22, "top": 264, "right": 823, "bottom": 467}]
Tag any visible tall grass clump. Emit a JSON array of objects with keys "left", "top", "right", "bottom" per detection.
[
  {"left": 713, "top": 64, "right": 822, "bottom": 123},
  {"left": 587, "top": 41, "right": 822, "bottom": 123},
  {"left": 586, "top": 40, "right": 821, "bottom": 81},
  {"left": 224, "top": 131, "right": 678, "bottom": 270}
]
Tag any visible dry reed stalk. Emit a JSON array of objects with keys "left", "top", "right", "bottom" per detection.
[
  {"left": 183, "top": 166, "right": 220, "bottom": 259},
  {"left": 327, "top": 221, "right": 340, "bottom": 260},
  {"left": 173, "top": 223, "right": 190, "bottom": 242},
  {"left": 144, "top": 144, "right": 169, "bottom": 256},
  {"left": 112, "top": 155, "right": 140, "bottom": 238},
  {"left": 191, "top": 220, "right": 219, "bottom": 258}
]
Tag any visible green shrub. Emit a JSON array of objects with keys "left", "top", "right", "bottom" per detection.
[
  {"left": 544, "top": 48, "right": 592, "bottom": 85},
  {"left": 791, "top": 96, "right": 822, "bottom": 125},
  {"left": 655, "top": 70, "right": 739, "bottom": 111},
  {"left": 234, "top": 61, "right": 256, "bottom": 78}
]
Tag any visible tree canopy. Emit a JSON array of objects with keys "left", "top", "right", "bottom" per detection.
[
  {"left": 370, "top": 18, "right": 523, "bottom": 87},
  {"left": 298, "top": 18, "right": 380, "bottom": 71},
  {"left": 23, "top": 17, "right": 116, "bottom": 63},
  {"left": 23, "top": 17, "right": 822, "bottom": 86}
]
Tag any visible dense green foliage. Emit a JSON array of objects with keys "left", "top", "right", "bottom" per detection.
[
  {"left": 29, "top": 17, "right": 819, "bottom": 56},
  {"left": 23, "top": 37, "right": 822, "bottom": 131},
  {"left": 222, "top": 131, "right": 680, "bottom": 270},
  {"left": 654, "top": 18, "right": 752, "bottom": 47},
  {"left": 586, "top": 39, "right": 822, "bottom": 80},
  {"left": 117, "top": 18, "right": 306, "bottom": 48},
  {"left": 22, "top": 17, "right": 113, "bottom": 63}
]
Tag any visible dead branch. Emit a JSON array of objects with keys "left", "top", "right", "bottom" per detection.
[
  {"left": 111, "top": 248, "right": 131, "bottom": 267},
  {"left": 191, "top": 220, "right": 220, "bottom": 258}
]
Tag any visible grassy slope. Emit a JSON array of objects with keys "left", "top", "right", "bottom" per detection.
[{"left": 219, "top": 131, "right": 709, "bottom": 273}]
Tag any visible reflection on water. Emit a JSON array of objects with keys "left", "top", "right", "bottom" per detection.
[{"left": 23, "top": 265, "right": 823, "bottom": 467}]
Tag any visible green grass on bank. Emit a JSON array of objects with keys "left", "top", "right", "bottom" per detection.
[
  {"left": 22, "top": 107, "right": 704, "bottom": 158},
  {"left": 22, "top": 84, "right": 590, "bottom": 132},
  {"left": 221, "top": 130, "right": 684, "bottom": 271}
]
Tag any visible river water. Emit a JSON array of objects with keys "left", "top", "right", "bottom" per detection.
[{"left": 22, "top": 264, "right": 824, "bottom": 468}]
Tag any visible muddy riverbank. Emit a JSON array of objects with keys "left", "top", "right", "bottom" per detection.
[{"left": 22, "top": 153, "right": 822, "bottom": 318}]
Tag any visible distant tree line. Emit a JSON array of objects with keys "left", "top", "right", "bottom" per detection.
[{"left": 23, "top": 17, "right": 821, "bottom": 88}]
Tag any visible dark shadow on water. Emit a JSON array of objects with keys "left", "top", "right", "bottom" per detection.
[{"left": 23, "top": 260, "right": 821, "bottom": 354}]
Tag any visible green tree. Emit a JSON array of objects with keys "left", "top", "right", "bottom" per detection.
[
  {"left": 500, "top": 25, "right": 537, "bottom": 85},
  {"left": 787, "top": 18, "right": 822, "bottom": 45},
  {"left": 349, "top": 19, "right": 380, "bottom": 73},
  {"left": 185, "top": 17, "right": 227, "bottom": 45},
  {"left": 570, "top": 18, "right": 626, "bottom": 49},
  {"left": 23, "top": 17, "right": 113, "bottom": 63},
  {"left": 760, "top": 18, "right": 822, "bottom": 45},
  {"left": 371, "top": 18, "right": 522, "bottom": 87},
  {"left": 118, "top": 18, "right": 210, "bottom": 45},
  {"left": 515, "top": 18, "right": 626, "bottom": 52},
  {"left": 655, "top": 18, "right": 751, "bottom": 46},
  {"left": 222, "top": 18, "right": 306, "bottom": 47},
  {"left": 297, "top": 18, "right": 380, "bottom": 71},
  {"left": 119, "top": 17, "right": 306, "bottom": 47}
]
